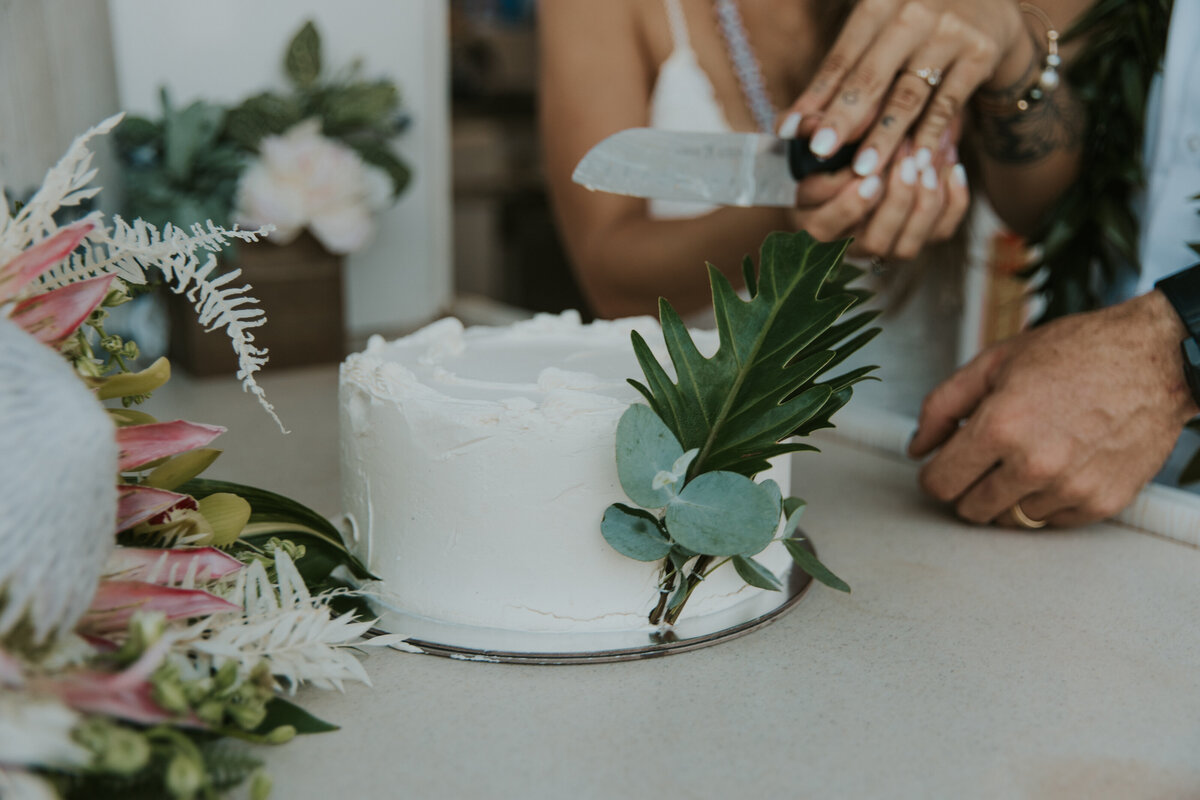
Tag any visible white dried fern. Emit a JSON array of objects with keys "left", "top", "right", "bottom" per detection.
[
  {"left": 175, "top": 551, "right": 402, "bottom": 693},
  {"left": 0, "top": 113, "right": 283, "bottom": 430}
]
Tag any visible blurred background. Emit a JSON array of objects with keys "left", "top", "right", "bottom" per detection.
[{"left": 0, "top": 0, "right": 587, "bottom": 377}]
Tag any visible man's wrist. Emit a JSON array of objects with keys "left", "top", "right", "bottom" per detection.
[{"left": 1139, "top": 288, "right": 1200, "bottom": 418}]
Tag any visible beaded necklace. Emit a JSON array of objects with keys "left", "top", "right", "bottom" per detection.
[{"left": 713, "top": 0, "right": 777, "bottom": 134}]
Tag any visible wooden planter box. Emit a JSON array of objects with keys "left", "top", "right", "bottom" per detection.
[{"left": 168, "top": 232, "right": 345, "bottom": 376}]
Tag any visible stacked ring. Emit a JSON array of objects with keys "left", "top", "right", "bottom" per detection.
[{"left": 906, "top": 67, "right": 943, "bottom": 87}]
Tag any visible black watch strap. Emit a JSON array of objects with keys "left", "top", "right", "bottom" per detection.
[
  {"left": 1155, "top": 263, "right": 1200, "bottom": 340},
  {"left": 1155, "top": 263, "right": 1200, "bottom": 407}
]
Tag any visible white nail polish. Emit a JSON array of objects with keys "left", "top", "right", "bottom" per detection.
[
  {"left": 777, "top": 111, "right": 803, "bottom": 139},
  {"left": 852, "top": 147, "right": 879, "bottom": 177},
  {"left": 858, "top": 175, "right": 882, "bottom": 199},
  {"left": 921, "top": 166, "right": 938, "bottom": 190},
  {"left": 915, "top": 147, "right": 932, "bottom": 169},
  {"left": 900, "top": 157, "right": 918, "bottom": 185},
  {"left": 810, "top": 127, "right": 839, "bottom": 158},
  {"left": 952, "top": 163, "right": 968, "bottom": 187}
]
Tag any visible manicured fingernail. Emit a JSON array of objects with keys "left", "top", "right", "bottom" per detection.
[
  {"left": 852, "top": 147, "right": 879, "bottom": 176},
  {"left": 952, "top": 163, "right": 968, "bottom": 186},
  {"left": 858, "top": 174, "right": 882, "bottom": 199},
  {"left": 915, "top": 147, "right": 932, "bottom": 169},
  {"left": 810, "top": 127, "right": 839, "bottom": 158},
  {"left": 900, "top": 157, "right": 918, "bottom": 185},
  {"left": 777, "top": 111, "right": 803, "bottom": 139},
  {"left": 921, "top": 166, "right": 938, "bottom": 190}
]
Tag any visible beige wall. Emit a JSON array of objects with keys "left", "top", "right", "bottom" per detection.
[{"left": 0, "top": 0, "right": 120, "bottom": 207}]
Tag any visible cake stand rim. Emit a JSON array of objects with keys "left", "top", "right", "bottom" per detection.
[{"left": 365, "top": 534, "right": 819, "bottom": 666}]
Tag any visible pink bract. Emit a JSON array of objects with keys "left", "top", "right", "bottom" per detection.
[
  {"left": 9, "top": 274, "right": 114, "bottom": 347},
  {"left": 82, "top": 579, "right": 240, "bottom": 635},
  {"left": 116, "top": 485, "right": 196, "bottom": 531},
  {"left": 116, "top": 420, "right": 226, "bottom": 472},
  {"left": 0, "top": 220, "right": 94, "bottom": 304},
  {"left": 104, "top": 546, "right": 244, "bottom": 584}
]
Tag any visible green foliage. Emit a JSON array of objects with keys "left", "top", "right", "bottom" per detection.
[
  {"left": 784, "top": 536, "right": 850, "bottom": 593},
  {"left": 285, "top": 20, "right": 322, "bottom": 88},
  {"left": 604, "top": 231, "right": 869, "bottom": 622},
  {"left": 628, "top": 231, "right": 878, "bottom": 477},
  {"left": 113, "top": 19, "right": 411, "bottom": 242},
  {"left": 601, "top": 504, "right": 673, "bottom": 562},
  {"left": 178, "top": 477, "right": 377, "bottom": 620},
  {"left": 224, "top": 19, "right": 411, "bottom": 197},
  {"left": 114, "top": 91, "right": 245, "bottom": 231},
  {"left": 1025, "top": 0, "right": 1173, "bottom": 320},
  {"left": 663, "top": 471, "right": 780, "bottom": 557},
  {"left": 254, "top": 696, "right": 339, "bottom": 735},
  {"left": 733, "top": 554, "right": 783, "bottom": 591}
]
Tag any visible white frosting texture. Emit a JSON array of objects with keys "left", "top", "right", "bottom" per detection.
[{"left": 339, "top": 311, "right": 791, "bottom": 632}]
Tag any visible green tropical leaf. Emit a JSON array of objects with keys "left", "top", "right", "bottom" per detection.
[
  {"left": 784, "top": 537, "right": 849, "bottom": 593},
  {"left": 177, "top": 478, "right": 376, "bottom": 583},
  {"left": 601, "top": 504, "right": 672, "bottom": 561},
  {"left": 632, "top": 231, "right": 877, "bottom": 478},
  {"left": 253, "top": 697, "right": 338, "bottom": 735},
  {"left": 732, "top": 555, "right": 782, "bottom": 591}
]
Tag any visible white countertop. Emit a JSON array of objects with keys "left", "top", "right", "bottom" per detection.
[{"left": 145, "top": 366, "right": 1200, "bottom": 799}]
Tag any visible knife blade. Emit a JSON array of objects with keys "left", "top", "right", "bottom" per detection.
[{"left": 571, "top": 128, "right": 856, "bottom": 208}]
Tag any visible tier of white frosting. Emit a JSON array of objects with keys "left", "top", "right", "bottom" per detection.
[{"left": 339, "top": 311, "right": 791, "bottom": 632}]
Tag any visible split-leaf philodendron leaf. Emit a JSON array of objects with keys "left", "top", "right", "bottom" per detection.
[{"left": 628, "top": 230, "right": 879, "bottom": 478}]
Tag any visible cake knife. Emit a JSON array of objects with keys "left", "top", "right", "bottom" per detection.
[{"left": 572, "top": 127, "right": 855, "bottom": 208}]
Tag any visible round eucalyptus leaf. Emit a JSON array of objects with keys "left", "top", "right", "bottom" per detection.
[
  {"left": 615, "top": 404, "right": 685, "bottom": 509},
  {"left": 665, "top": 471, "right": 780, "bottom": 557},
  {"left": 601, "top": 503, "right": 672, "bottom": 562}
]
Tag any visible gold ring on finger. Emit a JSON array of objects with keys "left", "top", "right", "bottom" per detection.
[
  {"left": 1011, "top": 502, "right": 1047, "bottom": 529},
  {"left": 905, "top": 67, "right": 943, "bottom": 88}
]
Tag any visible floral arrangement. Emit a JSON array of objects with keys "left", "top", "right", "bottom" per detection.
[
  {"left": 114, "top": 19, "right": 410, "bottom": 258},
  {"left": 0, "top": 117, "right": 403, "bottom": 799},
  {"left": 600, "top": 232, "right": 876, "bottom": 623}
]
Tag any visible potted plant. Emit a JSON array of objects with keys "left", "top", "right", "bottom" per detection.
[{"left": 113, "top": 20, "right": 411, "bottom": 375}]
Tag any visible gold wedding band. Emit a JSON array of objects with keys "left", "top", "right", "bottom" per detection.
[
  {"left": 1011, "top": 502, "right": 1047, "bottom": 529},
  {"left": 905, "top": 67, "right": 943, "bottom": 87}
]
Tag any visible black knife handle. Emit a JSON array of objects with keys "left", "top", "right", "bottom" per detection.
[{"left": 786, "top": 138, "right": 858, "bottom": 181}]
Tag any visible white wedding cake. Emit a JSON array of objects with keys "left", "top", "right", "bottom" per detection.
[{"left": 339, "top": 311, "right": 792, "bottom": 633}]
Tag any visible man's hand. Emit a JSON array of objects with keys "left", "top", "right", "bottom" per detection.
[{"left": 908, "top": 291, "right": 1199, "bottom": 527}]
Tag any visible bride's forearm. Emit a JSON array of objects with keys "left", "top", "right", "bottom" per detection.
[{"left": 571, "top": 207, "right": 790, "bottom": 319}]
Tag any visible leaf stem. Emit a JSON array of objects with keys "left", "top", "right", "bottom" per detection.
[{"left": 664, "top": 555, "right": 712, "bottom": 625}]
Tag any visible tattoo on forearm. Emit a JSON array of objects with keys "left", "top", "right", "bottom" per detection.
[{"left": 973, "top": 42, "right": 1084, "bottom": 164}]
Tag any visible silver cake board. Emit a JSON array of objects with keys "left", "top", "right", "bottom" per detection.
[{"left": 368, "top": 536, "right": 818, "bottom": 665}]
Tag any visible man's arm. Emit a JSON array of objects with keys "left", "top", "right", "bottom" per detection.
[{"left": 908, "top": 288, "right": 1198, "bottom": 527}]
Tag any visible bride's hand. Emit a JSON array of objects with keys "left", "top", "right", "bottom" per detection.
[
  {"left": 789, "top": 138, "right": 969, "bottom": 260},
  {"left": 776, "top": 0, "right": 1027, "bottom": 178}
]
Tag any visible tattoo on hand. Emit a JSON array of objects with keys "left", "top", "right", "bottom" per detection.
[
  {"left": 840, "top": 89, "right": 859, "bottom": 105},
  {"left": 881, "top": 115, "right": 896, "bottom": 128}
]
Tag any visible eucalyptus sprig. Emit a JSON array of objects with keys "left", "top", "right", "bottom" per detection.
[{"left": 601, "top": 231, "right": 878, "bottom": 624}]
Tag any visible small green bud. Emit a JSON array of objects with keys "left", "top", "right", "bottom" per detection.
[
  {"left": 195, "top": 699, "right": 226, "bottom": 726},
  {"left": 152, "top": 674, "right": 190, "bottom": 714},
  {"left": 166, "top": 752, "right": 205, "bottom": 798},
  {"left": 101, "top": 334, "right": 123, "bottom": 354},
  {"left": 183, "top": 676, "right": 214, "bottom": 705},
  {"left": 213, "top": 660, "right": 239, "bottom": 693},
  {"left": 265, "top": 725, "right": 296, "bottom": 744},
  {"left": 121, "top": 339, "right": 140, "bottom": 360},
  {"left": 101, "top": 727, "right": 151, "bottom": 775},
  {"left": 250, "top": 770, "right": 273, "bottom": 800}
]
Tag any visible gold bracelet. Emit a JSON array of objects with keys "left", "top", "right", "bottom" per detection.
[{"left": 1015, "top": 2, "right": 1061, "bottom": 111}]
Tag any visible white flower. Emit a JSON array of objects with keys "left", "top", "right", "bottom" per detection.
[
  {"left": 0, "top": 695, "right": 89, "bottom": 769},
  {"left": 235, "top": 120, "right": 388, "bottom": 255}
]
